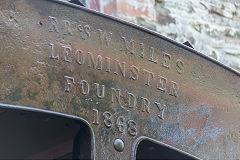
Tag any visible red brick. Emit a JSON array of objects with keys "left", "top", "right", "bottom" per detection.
[
  {"left": 116, "top": 0, "right": 155, "bottom": 20},
  {"left": 104, "top": 1, "right": 117, "bottom": 15},
  {"left": 89, "top": 0, "right": 100, "bottom": 11}
]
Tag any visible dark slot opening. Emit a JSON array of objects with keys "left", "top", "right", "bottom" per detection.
[
  {"left": 0, "top": 108, "right": 92, "bottom": 159},
  {"left": 136, "top": 139, "right": 195, "bottom": 159}
]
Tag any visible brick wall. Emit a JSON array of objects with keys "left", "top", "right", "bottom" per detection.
[{"left": 67, "top": 0, "right": 240, "bottom": 72}]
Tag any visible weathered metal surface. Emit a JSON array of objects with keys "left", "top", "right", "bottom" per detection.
[{"left": 0, "top": 0, "right": 239, "bottom": 159}]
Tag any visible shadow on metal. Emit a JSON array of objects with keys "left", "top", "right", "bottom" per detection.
[
  {"left": 0, "top": 107, "right": 91, "bottom": 159},
  {"left": 136, "top": 139, "right": 195, "bottom": 159}
]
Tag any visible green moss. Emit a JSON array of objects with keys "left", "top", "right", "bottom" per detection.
[
  {"left": 71, "top": 96, "right": 81, "bottom": 111},
  {"left": 236, "top": 67, "right": 240, "bottom": 73},
  {"left": 43, "top": 101, "right": 54, "bottom": 110},
  {"left": 47, "top": 72, "right": 65, "bottom": 88},
  {"left": 210, "top": 51, "right": 218, "bottom": 60},
  {"left": 98, "top": 127, "right": 116, "bottom": 143},
  {"left": 8, "top": 88, "right": 22, "bottom": 101},
  {"left": 34, "top": 77, "right": 41, "bottom": 85},
  {"left": 28, "top": 92, "right": 38, "bottom": 100}
]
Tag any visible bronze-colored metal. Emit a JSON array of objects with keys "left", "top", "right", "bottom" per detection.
[{"left": 0, "top": 0, "right": 239, "bottom": 159}]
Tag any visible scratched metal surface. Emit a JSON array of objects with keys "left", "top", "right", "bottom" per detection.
[{"left": 0, "top": 0, "right": 239, "bottom": 159}]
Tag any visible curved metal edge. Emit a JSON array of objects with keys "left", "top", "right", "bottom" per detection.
[
  {"left": 0, "top": 103, "right": 96, "bottom": 160},
  {"left": 49, "top": 0, "right": 240, "bottom": 76},
  {"left": 131, "top": 136, "right": 201, "bottom": 160}
]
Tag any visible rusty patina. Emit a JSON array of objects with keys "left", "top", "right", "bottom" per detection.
[{"left": 0, "top": 0, "right": 239, "bottom": 159}]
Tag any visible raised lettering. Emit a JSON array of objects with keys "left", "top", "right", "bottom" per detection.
[
  {"left": 121, "top": 36, "right": 134, "bottom": 54},
  {"left": 149, "top": 47, "right": 158, "bottom": 63},
  {"left": 127, "top": 92, "right": 136, "bottom": 109},
  {"left": 78, "top": 24, "right": 85, "bottom": 39},
  {"left": 103, "top": 111, "right": 112, "bottom": 128},
  {"left": 62, "top": 20, "right": 73, "bottom": 35},
  {"left": 157, "top": 75, "right": 167, "bottom": 92},
  {"left": 141, "top": 97, "right": 150, "bottom": 113},
  {"left": 154, "top": 102, "right": 165, "bottom": 120},
  {"left": 80, "top": 80, "right": 90, "bottom": 95},
  {"left": 176, "top": 59, "right": 184, "bottom": 74},
  {"left": 116, "top": 116, "right": 125, "bottom": 133},
  {"left": 97, "top": 29, "right": 112, "bottom": 46},
  {"left": 64, "top": 76, "right": 75, "bottom": 92},
  {"left": 111, "top": 87, "right": 123, "bottom": 107},
  {"left": 62, "top": 45, "right": 72, "bottom": 62},
  {"left": 143, "top": 69, "right": 154, "bottom": 86},
  {"left": 94, "top": 83, "right": 105, "bottom": 98},
  {"left": 88, "top": 52, "right": 102, "bottom": 70},
  {"left": 162, "top": 51, "right": 171, "bottom": 69},
  {"left": 128, "top": 120, "right": 137, "bottom": 136},
  {"left": 49, "top": 43, "right": 59, "bottom": 59},
  {"left": 84, "top": 25, "right": 91, "bottom": 37},
  {"left": 140, "top": 43, "right": 144, "bottom": 58},
  {"left": 129, "top": 65, "right": 139, "bottom": 80},
  {"left": 92, "top": 109, "right": 99, "bottom": 125},
  {"left": 105, "top": 57, "right": 111, "bottom": 72},
  {"left": 78, "top": 24, "right": 91, "bottom": 40},
  {"left": 75, "top": 49, "right": 85, "bottom": 65},
  {"left": 169, "top": 81, "right": 179, "bottom": 97},
  {"left": 114, "top": 59, "right": 126, "bottom": 77},
  {"left": 48, "top": 16, "right": 59, "bottom": 33}
]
